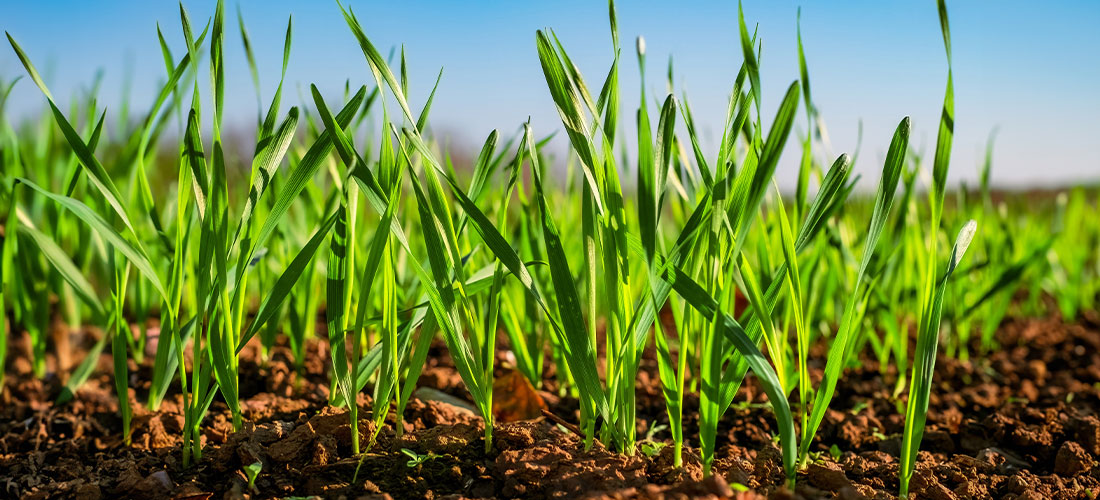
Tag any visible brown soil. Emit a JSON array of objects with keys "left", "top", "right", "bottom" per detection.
[{"left": 3, "top": 312, "right": 1100, "bottom": 499}]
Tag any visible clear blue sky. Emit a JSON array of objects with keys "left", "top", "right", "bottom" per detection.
[{"left": 2, "top": 1, "right": 1098, "bottom": 188}]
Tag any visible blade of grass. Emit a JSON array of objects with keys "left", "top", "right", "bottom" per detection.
[
  {"left": 899, "top": 220, "right": 975, "bottom": 497},
  {"left": 800, "top": 117, "right": 909, "bottom": 458}
]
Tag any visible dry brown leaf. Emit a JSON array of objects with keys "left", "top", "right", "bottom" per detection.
[{"left": 492, "top": 370, "right": 546, "bottom": 422}]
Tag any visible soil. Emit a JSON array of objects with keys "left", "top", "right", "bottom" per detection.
[{"left": 3, "top": 311, "right": 1100, "bottom": 500}]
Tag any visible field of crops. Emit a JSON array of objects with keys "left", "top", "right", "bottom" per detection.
[{"left": 1, "top": 1, "right": 1098, "bottom": 499}]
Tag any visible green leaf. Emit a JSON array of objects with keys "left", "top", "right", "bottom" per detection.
[
  {"left": 247, "top": 86, "right": 365, "bottom": 272},
  {"left": 796, "top": 7, "right": 813, "bottom": 119},
  {"left": 737, "top": 1, "right": 761, "bottom": 118},
  {"left": 534, "top": 30, "right": 605, "bottom": 215},
  {"left": 337, "top": 4, "right": 417, "bottom": 127},
  {"left": 56, "top": 330, "right": 108, "bottom": 404},
  {"left": 7, "top": 32, "right": 140, "bottom": 239},
  {"left": 236, "top": 107, "right": 300, "bottom": 242},
  {"left": 15, "top": 179, "right": 168, "bottom": 304},
  {"left": 238, "top": 211, "right": 339, "bottom": 352},
  {"left": 16, "top": 216, "right": 105, "bottom": 319},
  {"left": 801, "top": 117, "right": 909, "bottom": 457},
  {"left": 733, "top": 81, "right": 800, "bottom": 250},
  {"left": 406, "top": 168, "right": 486, "bottom": 407},
  {"left": 661, "top": 261, "right": 797, "bottom": 484},
  {"left": 326, "top": 197, "right": 352, "bottom": 407},
  {"left": 900, "top": 220, "right": 976, "bottom": 496},
  {"left": 528, "top": 126, "right": 607, "bottom": 435}
]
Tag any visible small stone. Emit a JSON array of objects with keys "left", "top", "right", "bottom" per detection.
[
  {"left": 806, "top": 462, "right": 851, "bottom": 490},
  {"left": 912, "top": 469, "right": 956, "bottom": 500},
  {"left": 73, "top": 482, "right": 103, "bottom": 500},
  {"left": 921, "top": 480, "right": 956, "bottom": 500},
  {"left": 1026, "top": 359, "right": 1047, "bottom": 382},
  {"left": 1076, "top": 416, "right": 1100, "bottom": 455},
  {"left": 725, "top": 466, "right": 751, "bottom": 488},
  {"left": 835, "top": 485, "right": 866, "bottom": 500},
  {"left": 698, "top": 474, "right": 734, "bottom": 497},
  {"left": 362, "top": 480, "right": 382, "bottom": 494},
  {"left": 953, "top": 479, "right": 986, "bottom": 498},
  {"left": 310, "top": 434, "right": 338, "bottom": 466},
  {"left": 1002, "top": 473, "right": 1031, "bottom": 495},
  {"left": 753, "top": 445, "right": 785, "bottom": 486},
  {"left": 1054, "top": 441, "right": 1093, "bottom": 476},
  {"left": 924, "top": 430, "right": 955, "bottom": 453},
  {"left": 133, "top": 470, "right": 176, "bottom": 499}
]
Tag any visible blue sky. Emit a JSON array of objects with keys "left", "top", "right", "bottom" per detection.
[{"left": 2, "top": 1, "right": 1098, "bottom": 189}]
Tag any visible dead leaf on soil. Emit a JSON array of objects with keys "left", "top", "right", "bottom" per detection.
[{"left": 492, "top": 370, "right": 546, "bottom": 422}]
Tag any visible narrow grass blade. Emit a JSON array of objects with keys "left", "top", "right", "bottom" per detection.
[
  {"left": 15, "top": 179, "right": 168, "bottom": 303},
  {"left": 662, "top": 262, "right": 797, "bottom": 485},
  {"left": 900, "top": 220, "right": 976, "bottom": 496},
  {"left": 6, "top": 33, "right": 141, "bottom": 238},
  {"left": 56, "top": 331, "right": 108, "bottom": 404},
  {"left": 247, "top": 87, "right": 365, "bottom": 270},
  {"left": 16, "top": 218, "right": 105, "bottom": 319},
  {"left": 801, "top": 117, "right": 909, "bottom": 457},
  {"left": 238, "top": 211, "right": 339, "bottom": 352}
]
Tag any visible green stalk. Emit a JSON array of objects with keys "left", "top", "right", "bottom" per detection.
[
  {"left": 899, "top": 221, "right": 975, "bottom": 497},
  {"left": 799, "top": 118, "right": 909, "bottom": 461},
  {"left": 0, "top": 181, "right": 17, "bottom": 388},
  {"left": 110, "top": 258, "right": 132, "bottom": 445}
]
